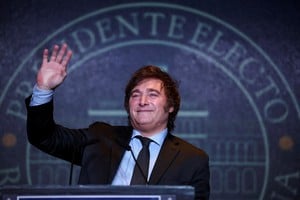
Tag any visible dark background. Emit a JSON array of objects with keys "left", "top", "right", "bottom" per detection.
[{"left": 1, "top": 0, "right": 299, "bottom": 199}]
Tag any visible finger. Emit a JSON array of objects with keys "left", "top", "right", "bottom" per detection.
[
  {"left": 42, "top": 49, "right": 49, "bottom": 65},
  {"left": 61, "top": 50, "right": 73, "bottom": 69},
  {"left": 56, "top": 43, "right": 68, "bottom": 63},
  {"left": 50, "top": 45, "right": 59, "bottom": 62}
]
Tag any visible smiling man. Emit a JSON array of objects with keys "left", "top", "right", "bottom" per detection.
[
  {"left": 25, "top": 44, "right": 210, "bottom": 200},
  {"left": 128, "top": 78, "right": 174, "bottom": 136}
]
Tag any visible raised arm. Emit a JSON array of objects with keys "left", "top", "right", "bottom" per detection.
[
  {"left": 37, "top": 43, "right": 73, "bottom": 90},
  {"left": 26, "top": 44, "right": 88, "bottom": 164}
]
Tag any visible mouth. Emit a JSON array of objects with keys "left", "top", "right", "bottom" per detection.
[{"left": 137, "top": 109, "right": 153, "bottom": 112}]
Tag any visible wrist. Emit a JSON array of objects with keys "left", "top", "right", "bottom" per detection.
[
  {"left": 30, "top": 84, "right": 54, "bottom": 106},
  {"left": 35, "top": 83, "right": 53, "bottom": 92},
  {"left": 36, "top": 83, "right": 52, "bottom": 91}
]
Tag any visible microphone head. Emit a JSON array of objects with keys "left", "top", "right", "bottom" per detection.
[
  {"left": 115, "top": 138, "right": 131, "bottom": 151},
  {"left": 121, "top": 143, "right": 131, "bottom": 151}
]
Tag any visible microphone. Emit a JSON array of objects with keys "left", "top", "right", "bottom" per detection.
[
  {"left": 116, "top": 139, "right": 149, "bottom": 184},
  {"left": 116, "top": 140, "right": 131, "bottom": 151},
  {"left": 128, "top": 145, "right": 149, "bottom": 185},
  {"left": 68, "top": 137, "right": 149, "bottom": 185}
]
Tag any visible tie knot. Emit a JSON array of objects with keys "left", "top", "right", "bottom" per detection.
[{"left": 136, "top": 136, "right": 152, "bottom": 147}]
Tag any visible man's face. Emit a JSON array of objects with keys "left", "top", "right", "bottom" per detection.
[{"left": 129, "top": 78, "right": 174, "bottom": 136}]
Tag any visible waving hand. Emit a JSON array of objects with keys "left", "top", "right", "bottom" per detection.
[{"left": 36, "top": 43, "right": 73, "bottom": 90}]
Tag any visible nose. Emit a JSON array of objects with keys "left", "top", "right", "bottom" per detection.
[{"left": 139, "top": 94, "right": 149, "bottom": 106}]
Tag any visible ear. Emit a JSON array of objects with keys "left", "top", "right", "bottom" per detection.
[{"left": 168, "top": 106, "right": 174, "bottom": 113}]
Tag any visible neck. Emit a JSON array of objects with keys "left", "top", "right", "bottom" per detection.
[{"left": 134, "top": 127, "right": 167, "bottom": 137}]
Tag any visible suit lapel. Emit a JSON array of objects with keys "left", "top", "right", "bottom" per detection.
[{"left": 149, "top": 134, "right": 180, "bottom": 184}]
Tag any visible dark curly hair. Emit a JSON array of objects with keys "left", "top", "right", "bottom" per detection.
[{"left": 124, "top": 65, "right": 181, "bottom": 133}]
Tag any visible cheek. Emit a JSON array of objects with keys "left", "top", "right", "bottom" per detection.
[
  {"left": 128, "top": 99, "right": 134, "bottom": 106},
  {"left": 128, "top": 100, "right": 136, "bottom": 111}
]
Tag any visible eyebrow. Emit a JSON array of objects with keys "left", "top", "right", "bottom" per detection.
[{"left": 131, "top": 88, "right": 161, "bottom": 94}]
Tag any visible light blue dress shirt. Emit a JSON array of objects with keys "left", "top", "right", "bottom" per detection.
[
  {"left": 30, "top": 84, "right": 168, "bottom": 185},
  {"left": 30, "top": 84, "right": 54, "bottom": 106},
  {"left": 112, "top": 129, "right": 167, "bottom": 185}
]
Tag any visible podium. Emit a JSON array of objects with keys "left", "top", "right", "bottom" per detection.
[{"left": 0, "top": 185, "right": 194, "bottom": 200}]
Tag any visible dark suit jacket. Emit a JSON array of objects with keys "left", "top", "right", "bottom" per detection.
[{"left": 25, "top": 98, "right": 210, "bottom": 200}]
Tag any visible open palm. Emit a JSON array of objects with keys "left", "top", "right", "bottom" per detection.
[{"left": 37, "top": 44, "right": 72, "bottom": 90}]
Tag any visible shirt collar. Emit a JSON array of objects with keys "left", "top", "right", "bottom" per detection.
[{"left": 131, "top": 128, "right": 168, "bottom": 146}]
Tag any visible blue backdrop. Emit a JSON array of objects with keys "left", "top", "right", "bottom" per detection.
[{"left": 0, "top": 0, "right": 299, "bottom": 199}]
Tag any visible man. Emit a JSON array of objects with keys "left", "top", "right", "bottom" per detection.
[{"left": 25, "top": 44, "right": 210, "bottom": 199}]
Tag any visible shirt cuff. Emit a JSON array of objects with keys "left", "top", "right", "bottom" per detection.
[{"left": 29, "top": 84, "right": 54, "bottom": 106}]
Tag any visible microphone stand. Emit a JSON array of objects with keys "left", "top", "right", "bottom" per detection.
[
  {"left": 115, "top": 139, "right": 149, "bottom": 184},
  {"left": 128, "top": 146, "right": 149, "bottom": 185},
  {"left": 69, "top": 159, "right": 74, "bottom": 185}
]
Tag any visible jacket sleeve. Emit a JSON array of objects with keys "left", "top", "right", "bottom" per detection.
[{"left": 25, "top": 96, "right": 88, "bottom": 165}]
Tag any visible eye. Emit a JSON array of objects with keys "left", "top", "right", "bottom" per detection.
[
  {"left": 149, "top": 92, "right": 159, "bottom": 97},
  {"left": 130, "top": 92, "right": 141, "bottom": 98}
]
